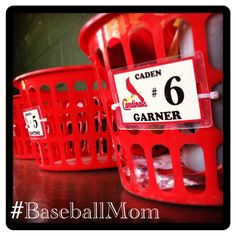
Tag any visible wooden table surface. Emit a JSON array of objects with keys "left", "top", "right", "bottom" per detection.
[{"left": 13, "top": 158, "right": 223, "bottom": 224}]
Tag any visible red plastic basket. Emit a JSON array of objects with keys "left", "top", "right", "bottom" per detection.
[
  {"left": 13, "top": 95, "right": 36, "bottom": 159},
  {"left": 13, "top": 65, "right": 117, "bottom": 171},
  {"left": 79, "top": 13, "right": 223, "bottom": 205}
]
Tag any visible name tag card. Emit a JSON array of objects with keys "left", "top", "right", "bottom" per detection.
[
  {"left": 109, "top": 53, "right": 214, "bottom": 130},
  {"left": 23, "top": 106, "right": 47, "bottom": 139}
]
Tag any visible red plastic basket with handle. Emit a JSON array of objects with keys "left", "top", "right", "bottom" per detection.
[
  {"left": 79, "top": 13, "right": 223, "bottom": 205},
  {"left": 14, "top": 65, "right": 117, "bottom": 171}
]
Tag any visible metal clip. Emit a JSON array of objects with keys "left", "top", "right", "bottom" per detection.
[
  {"left": 40, "top": 118, "right": 47, "bottom": 122},
  {"left": 198, "top": 91, "right": 219, "bottom": 99},
  {"left": 111, "top": 103, "right": 120, "bottom": 111}
]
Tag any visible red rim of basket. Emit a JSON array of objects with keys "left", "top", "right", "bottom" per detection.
[
  {"left": 79, "top": 13, "right": 120, "bottom": 55},
  {"left": 13, "top": 65, "right": 95, "bottom": 87}
]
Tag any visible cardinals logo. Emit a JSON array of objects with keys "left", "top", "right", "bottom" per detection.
[
  {"left": 122, "top": 77, "right": 147, "bottom": 111},
  {"left": 126, "top": 77, "right": 145, "bottom": 102}
]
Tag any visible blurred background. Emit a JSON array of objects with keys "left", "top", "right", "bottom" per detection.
[{"left": 13, "top": 13, "right": 96, "bottom": 78}]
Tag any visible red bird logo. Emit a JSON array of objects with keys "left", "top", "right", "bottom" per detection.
[{"left": 126, "top": 77, "right": 145, "bottom": 102}]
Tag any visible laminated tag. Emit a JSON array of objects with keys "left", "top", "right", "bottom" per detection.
[
  {"left": 23, "top": 106, "right": 47, "bottom": 139},
  {"left": 109, "top": 52, "right": 216, "bottom": 130}
]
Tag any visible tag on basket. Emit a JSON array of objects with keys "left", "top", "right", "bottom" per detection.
[
  {"left": 23, "top": 106, "right": 47, "bottom": 139},
  {"left": 109, "top": 52, "right": 216, "bottom": 130}
]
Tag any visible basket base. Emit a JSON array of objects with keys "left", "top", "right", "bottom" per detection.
[{"left": 38, "top": 155, "right": 117, "bottom": 171}]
